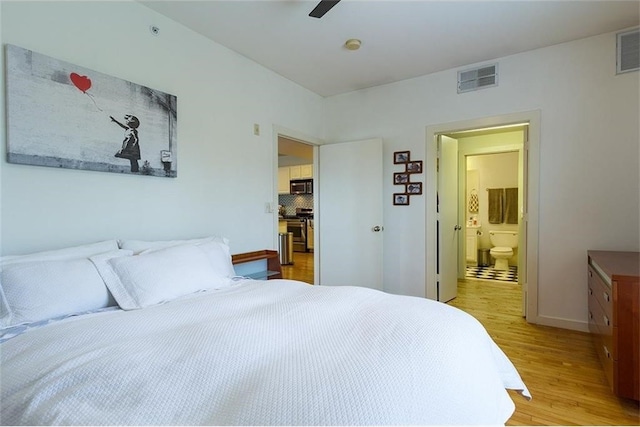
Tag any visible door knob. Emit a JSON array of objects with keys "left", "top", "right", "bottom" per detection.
[
  {"left": 372, "top": 225, "right": 383, "bottom": 232},
  {"left": 454, "top": 225, "right": 462, "bottom": 231}
]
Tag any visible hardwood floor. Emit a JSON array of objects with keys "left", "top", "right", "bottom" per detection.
[
  {"left": 449, "top": 278, "right": 639, "bottom": 425},
  {"left": 281, "top": 251, "right": 314, "bottom": 284}
]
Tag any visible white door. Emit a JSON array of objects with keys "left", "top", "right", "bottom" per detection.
[
  {"left": 438, "top": 135, "right": 459, "bottom": 302},
  {"left": 519, "top": 129, "right": 529, "bottom": 316},
  {"left": 318, "top": 138, "right": 383, "bottom": 289}
]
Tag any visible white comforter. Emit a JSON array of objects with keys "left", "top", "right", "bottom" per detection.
[{"left": 1, "top": 279, "right": 529, "bottom": 425}]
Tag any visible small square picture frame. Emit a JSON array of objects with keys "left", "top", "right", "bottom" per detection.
[
  {"left": 406, "top": 182, "right": 422, "bottom": 195},
  {"left": 393, "top": 193, "right": 410, "bottom": 206},
  {"left": 394, "top": 151, "right": 410, "bottom": 164},
  {"left": 394, "top": 172, "right": 410, "bottom": 184},
  {"left": 406, "top": 160, "right": 423, "bottom": 174}
]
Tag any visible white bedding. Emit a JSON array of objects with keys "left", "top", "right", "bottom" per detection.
[{"left": 1, "top": 279, "right": 529, "bottom": 425}]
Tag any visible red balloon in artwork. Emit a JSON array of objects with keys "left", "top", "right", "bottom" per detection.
[{"left": 70, "top": 73, "right": 92, "bottom": 93}]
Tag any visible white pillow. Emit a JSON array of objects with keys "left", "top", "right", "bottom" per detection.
[
  {"left": 0, "top": 249, "right": 131, "bottom": 328},
  {"left": 93, "top": 244, "right": 233, "bottom": 310},
  {"left": 195, "top": 240, "right": 236, "bottom": 278},
  {"left": 140, "top": 239, "right": 235, "bottom": 278},
  {"left": 118, "top": 236, "right": 229, "bottom": 255},
  {"left": 0, "top": 240, "right": 120, "bottom": 267}
]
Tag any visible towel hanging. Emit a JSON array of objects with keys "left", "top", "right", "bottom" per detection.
[
  {"left": 468, "top": 189, "right": 479, "bottom": 213},
  {"left": 504, "top": 188, "right": 518, "bottom": 224},
  {"left": 487, "top": 188, "right": 504, "bottom": 224}
]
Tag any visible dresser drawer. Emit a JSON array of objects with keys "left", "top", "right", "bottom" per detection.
[
  {"left": 588, "top": 265, "right": 613, "bottom": 322},
  {"left": 593, "top": 333, "right": 615, "bottom": 390},
  {"left": 588, "top": 290, "right": 613, "bottom": 341}
]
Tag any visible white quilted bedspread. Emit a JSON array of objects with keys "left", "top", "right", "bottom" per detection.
[{"left": 1, "top": 279, "right": 529, "bottom": 425}]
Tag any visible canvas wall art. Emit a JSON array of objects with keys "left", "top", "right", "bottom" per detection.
[{"left": 5, "top": 44, "right": 177, "bottom": 177}]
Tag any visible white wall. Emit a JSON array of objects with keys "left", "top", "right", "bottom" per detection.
[
  {"left": 0, "top": 1, "right": 324, "bottom": 255},
  {"left": 324, "top": 30, "right": 639, "bottom": 329},
  {"left": 2, "top": 2, "right": 638, "bottom": 330}
]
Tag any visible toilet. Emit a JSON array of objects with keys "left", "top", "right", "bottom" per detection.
[{"left": 489, "top": 231, "right": 518, "bottom": 271}]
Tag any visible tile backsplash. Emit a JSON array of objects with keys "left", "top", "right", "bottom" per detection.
[{"left": 279, "top": 194, "right": 313, "bottom": 215}]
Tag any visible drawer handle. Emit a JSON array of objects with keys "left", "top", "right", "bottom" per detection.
[
  {"left": 603, "top": 345, "right": 611, "bottom": 359},
  {"left": 589, "top": 270, "right": 593, "bottom": 277},
  {"left": 589, "top": 310, "right": 593, "bottom": 320},
  {"left": 603, "top": 315, "right": 610, "bottom": 327},
  {"left": 603, "top": 292, "right": 609, "bottom": 302},
  {"left": 589, "top": 287, "right": 593, "bottom": 295}
]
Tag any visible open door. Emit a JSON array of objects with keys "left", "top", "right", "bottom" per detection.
[
  {"left": 519, "top": 128, "right": 529, "bottom": 317},
  {"left": 318, "top": 138, "right": 384, "bottom": 289},
  {"left": 437, "top": 135, "right": 459, "bottom": 302}
]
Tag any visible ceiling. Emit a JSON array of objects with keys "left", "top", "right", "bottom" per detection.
[
  {"left": 140, "top": 0, "right": 639, "bottom": 97},
  {"left": 278, "top": 136, "right": 314, "bottom": 166}
]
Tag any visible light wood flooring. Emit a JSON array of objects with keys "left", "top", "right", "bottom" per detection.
[
  {"left": 281, "top": 251, "right": 314, "bottom": 284},
  {"left": 449, "top": 278, "right": 639, "bottom": 426}
]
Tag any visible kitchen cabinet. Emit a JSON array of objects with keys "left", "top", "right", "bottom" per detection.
[
  {"left": 300, "top": 164, "right": 313, "bottom": 179},
  {"left": 289, "top": 166, "right": 302, "bottom": 180},
  {"left": 278, "top": 167, "right": 290, "bottom": 194},
  {"left": 289, "top": 164, "right": 313, "bottom": 180},
  {"left": 587, "top": 250, "right": 639, "bottom": 401},
  {"left": 278, "top": 220, "right": 287, "bottom": 234}
]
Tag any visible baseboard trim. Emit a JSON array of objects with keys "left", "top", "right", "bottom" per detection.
[{"left": 534, "top": 315, "right": 589, "bottom": 332}]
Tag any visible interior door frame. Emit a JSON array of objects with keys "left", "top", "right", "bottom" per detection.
[
  {"left": 425, "top": 111, "right": 540, "bottom": 324},
  {"left": 272, "top": 125, "right": 322, "bottom": 284}
]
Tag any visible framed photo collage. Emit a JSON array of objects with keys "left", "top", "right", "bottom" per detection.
[{"left": 393, "top": 151, "right": 423, "bottom": 206}]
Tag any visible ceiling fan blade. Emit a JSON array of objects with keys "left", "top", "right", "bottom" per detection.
[{"left": 309, "top": 0, "right": 341, "bottom": 18}]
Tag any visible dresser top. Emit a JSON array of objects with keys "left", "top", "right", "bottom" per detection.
[{"left": 588, "top": 250, "right": 640, "bottom": 282}]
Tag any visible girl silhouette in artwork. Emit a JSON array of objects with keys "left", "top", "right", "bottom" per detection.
[{"left": 111, "top": 114, "right": 141, "bottom": 172}]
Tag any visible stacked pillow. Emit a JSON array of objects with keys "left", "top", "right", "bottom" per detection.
[
  {"left": 97, "top": 237, "right": 235, "bottom": 309},
  {"left": 0, "top": 236, "right": 236, "bottom": 329},
  {"left": 0, "top": 240, "right": 123, "bottom": 328}
]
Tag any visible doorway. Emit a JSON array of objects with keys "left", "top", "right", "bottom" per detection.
[
  {"left": 463, "top": 151, "right": 521, "bottom": 285},
  {"left": 273, "top": 128, "right": 385, "bottom": 289},
  {"left": 426, "top": 111, "right": 540, "bottom": 324},
  {"left": 277, "top": 135, "right": 315, "bottom": 284}
]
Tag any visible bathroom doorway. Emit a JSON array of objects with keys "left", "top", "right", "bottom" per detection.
[
  {"left": 463, "top": 150, "right": 521, "bottom": 284},
  {"left": 427, "top": 110, "right": 540, "bottom": 323},
  {"left": 444, "top": 126, "right": 525, "bottom": 313}
]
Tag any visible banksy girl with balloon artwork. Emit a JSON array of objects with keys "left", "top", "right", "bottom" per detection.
[{"left": 5, "top": 44, "right": 177, "bottom": 178}]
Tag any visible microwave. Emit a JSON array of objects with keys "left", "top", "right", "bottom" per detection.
[{"left": 290, "top": 179, "right": 313, "bottom": 194}]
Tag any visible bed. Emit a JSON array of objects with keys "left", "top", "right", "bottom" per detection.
[{"left": 0, "top": 237, "right": 530, "bottom": 425}]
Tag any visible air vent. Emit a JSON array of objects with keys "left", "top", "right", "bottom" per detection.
[
  {"left": 617, "top": 28, "right": 639, "bottom": 74},
  {"left": 457, "top": 64, "right": 498, "bottom": 93}
]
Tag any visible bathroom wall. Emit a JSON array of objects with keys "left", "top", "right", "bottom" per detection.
[{"left": 467, "top": 151, "right": 519, "bottom": 263}]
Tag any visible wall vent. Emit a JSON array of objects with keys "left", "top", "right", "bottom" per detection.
[
  {"left": 457, "top": 63, "right": 498, "bottom": 93},
  {"left": 617, "top": 28, "right": 639, "bottom": 74}
]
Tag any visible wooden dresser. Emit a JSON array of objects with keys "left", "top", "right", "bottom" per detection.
[{"left": 587, "top": 250, "right": 639, "bottom": 401}]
